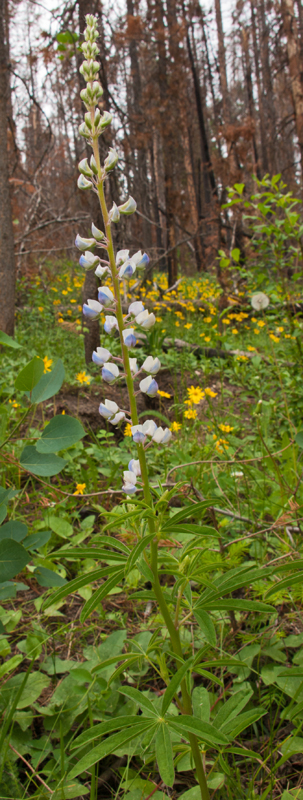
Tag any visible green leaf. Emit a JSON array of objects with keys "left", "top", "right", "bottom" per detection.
[
  {"left": 119, "top": 686, "right": 159, "bottom": 716},
  {"left": 56, "top": 30, "right": 79, "bottom": 44},
  {"left": 0, "top": 330, "right": 22, "bottom": 348},
  {"left": 15, "top": 356, "right": 44, "bottom": 393},
  {"left": 200, "top": 599, "right": 274, "bottom": 613},
  {"left": 213, "top": 687, "right": 253, "bottom": 730},
  {"left": 24, "top": 530, "right": 51, "bottom": 550},
  {"left": 80, "top": 569, "right": 125, "bottom": 621},
  {"left": 43, "top": 565, "right": 121, "bottom": 609},
  {"left": 1, "top": 672, "right": 50, "bottom": 709},
  {"left": 53, "top": 547, "right": 126, "bottom": 562},
  {"left": 33, "top": 566, "right": 66, "bottom": 587},
  {"left": 167, "top": 715, "right": 229, "bottom": 746},
  {"left": 156, "top": 723, "right": 174, "bottom": 787},
  {"left": 194, "top": 610, "right": 216, "bottom": 647},
  {"left": 295, "top": 431, "right": 303, "bottom": 448},
  {"left": 68, "top": 722, "right": 156, "bottom": 779},
  {"left": 48, "top": 516, "right": 73, "bottom": 538},
  {"left": 0, "top": 654, "right": 23, "bottom": 679},
  {"left": 0, "top": 520, "right": 28, "bottom": 542},
  {"left": 166, "top": 524, "right": 220, "bottom": 538},
  {"left": 162, "top": 501, "right": 213, "bottom": 530},
  {"left": 51, "top": 781, "right": 89, "bottom": 800},
  {"left": 266, "top": 573, "right": 303, "bottom": 597},
  {"left": 0, "top": 539, "right": 30, "bottom": 581},
  {"left": 71, "top": 715, "right": 147, "bottom": 750},
  {"left": 30, "top": 359, "right": 65, "bottom": 404},
  {"left": 126, "top": 533, "right": 154, "bottom": 574},
  {"left": 162, "top": 658, "right": 194, "bottom": 715},
  {"left": 36, "top": 414, "right": 85, "bottom": 453},
  {"left": 20, "top": 446, "right": 67, "bottom": 476}
]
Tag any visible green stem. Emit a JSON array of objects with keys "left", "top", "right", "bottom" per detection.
[{"left": 93, "top": 139, "right": 209, "bottom": 800}]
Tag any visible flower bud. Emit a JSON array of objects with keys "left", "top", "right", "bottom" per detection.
[
  {"left": 128, "top": 300, "right": 144, "bottom": 316},
  {"left": 122, "top": 328, "right": 137, "bottom": 348},
  {"left": 135, "top": 309, "right": 156, "bottom": 329},
  {"left": 142, "top": 356, "right": 161, "bottom": 375},
  {"left": 131, "top": 251, "right": 149, "bottom": 268},
  {"left": 152, "top": 427, "right": 172, "bottom": 444},
  {"left": 128, "top": 459, "right": 141, "bottom": 476},
  {"left": 90, "top": 157, "right": 98, "bottom": 176},
  {"left": 119, "top": 261, "right": 135, "bottom": 279},
  {"left": 118, "top": 196, "right": 137, "bottom": 215},
  {"left": 99, "top": 399, "right": 119, "bottom": 419},
  {"left": 109, "top": 203, "right": 120, "bottom": 223},
  {"left": 91, "top": 221, "right": 104, "bottom": 240},
  {"left": 79, "top": 251, "right": 99, "bottom": 270},
  {"left": 77, "top": 174, "right": 93, "bottom": 189},
  {"left": 92, "top": 346, "right": 112, "bottom": 366},
  {"left": 78, "top": 122, "right": 91, "bottom": 139},
  {"left": 122, "top": 470, "right": 137, "bottom": 494},
  {"left": 75, "top": 234, "right": 96, "bottom": 251},
  {"left": 83, "top": 299, "right": 103, "bottom": 319},
  {"left": 129, "top": 358, "right": 138, "bottom": 374},
  {"left": 95, "top": 264, "right": 109, "bottom": 278},
  {"left": 99, "top": 111, "right": 112, "bottom": 129},
  {"left": 102, "top": 362, "right": 119, "bottom": 383},
  {"left": 78, "top": 158, "right": 93, "bottom": 178},
  {"left": 110, "top": 411, "right": 125, "bottom": 425},
  {"left": 139, "top": 375, "right": 158, "bottom": 397},
  {"left": 116, "top": 249, "right": 129, "bottom": 266},
  {"left": 104, "top": 148, "right": 119, "bottom": 172},
  {"left": 104, "top": 315, "right": 118, "bottom": 334},
  {"left": 84, "top": 112, "right": 93, "bottom": 130},
  {"left": 98, "top": 286, "right": 114, "bottom": 306}
]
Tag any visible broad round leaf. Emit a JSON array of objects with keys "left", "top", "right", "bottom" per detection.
[
  {"left": 33, "top": 567, "right": 66, "bottom": 587},
  {"left": 295, "top": 430, "right": 303, "bottom": 448},
  {"left": 0, "top": 539, "right": 30, "bottom": 581},
  {"left": 36, "top": 415, "right": 85, "bottom": 453},
  {"left": 20, "top": 446, "right": 67, "bottom": 476},
  {"left": 15, "top": 357, "right": 44, "bottom": 393},
  {"left": 30, "top": 359, "right": 65, "bottom": 404},
  {"left": 0, "top": 521, "right": 28, "bottom": 543},
  {"left": 0, "top": 330, "right": 22, "bottom": 349}
]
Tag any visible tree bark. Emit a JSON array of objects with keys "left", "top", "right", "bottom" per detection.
[
  {"left": 281, "top": 0, "right": 303, "bottom": 174},
  {"left": 249, "top": 0, "right": 269, "bottom": 174},
  {"left": 0, "top": 0, "right": 15, "bottom": 336}
]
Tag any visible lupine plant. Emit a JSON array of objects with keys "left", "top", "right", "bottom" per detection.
[{"left": 45, "top": 16, "right": 276, "bottom": 798}]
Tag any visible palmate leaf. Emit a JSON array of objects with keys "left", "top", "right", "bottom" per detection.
[
  {"left": 43, "top": 564, "right": 122, "bottom": 608},
  {"left": 220, "top": 708, "right": 266, "bottom": 738},
  {"left": 80, "top": 569, "right": 124, "bottom": 621},
  {"left": 266, "top": 573, "right": 303, "bottom": 597},
  {"left": 161, "top": 500, "right": 214, "bottom": 530},
  {"left": 68, "top": 721, "right": 157, "bottom": 780},
  {"left": 118, "top": 686, "right": 158, "bottom": 716},
  {"left": 50, "top": 548, "right": 127, "bottom": 563},
  {"left": 164, "top": 524, "right": 220, "bottom": 538},
  {"left": 126, "top": 533, "right": 155, "bottom": 573},
  {"left": 156, "top": 723, "right": 174, "bottom": 787},
  {"left": 194, "top": 610, "right": 216, "bottom": 647},
  {"left": 199, "top": 599, "right": 274, "bottom": 613}
]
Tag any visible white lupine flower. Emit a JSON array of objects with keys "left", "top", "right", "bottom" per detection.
[
  {"left": 122, "top": 328, "right": 137, "bottom": 348},
  {"left": 139, "top": 375, "right": 158, "bottom": 397},
  {"left": 91, "top": 222, "right": 104, "bottom": 241},
  {"left": 116, "top": 249, "right": 129, "bottom": 266},
  {"left": 142, "top": 356, "right": 161, "bottom": 375},
  {"left": 122, "top": 470, "right": 137, "bottom": 494},
  {"left": 135, "top": 309, "right": 156, "bottom": 329},
  {"left": 92, "top": 346, "right": 112, "bottom": 366},
  {"left": 119, "top": 260, "right": 136, "bottom": 279},
  {"left": 99, "top": 399, "right": 119, "bottom": 419},
  {"left": 75, "top": 234, "right": 95, "bottom": 251},
  {"left": 109, "top": 412, "right": 125, "bottom": 425},
  {"left": 128, "top": 301, "right": 144, "bottom": 316},
  {"left": 83, "top": 299, "right": 103, "bottom": 319},
  {"left": 102, "top": 362, "right": 119, "bottom": 383},
  {"left": 95, "top": 264, "right": 109, "bottom": 278},
  {"left": 152, "top": 427, "right": 172, "bottom": 444},
  {"left": 109, "top": 202, "right": 120, "bottom": 222},
  {"left": 98, "top": 286, "right": 114, "bottom": 306},
  {"left": 131, "top": 251, "right": 149, "bottom": 268},
  {"left": 131, "top": 425, "right": 147, "bottom": 444},
  {"left": 79, "top": 251, "right": 100, "bottom": 270},
  {"left": 128, "top": 458, "right": 141, "bottom": 476},
  {"left": 142, "top": 419, "right": 157, "bottom": 437},
  {"left": 104, "top": 315, "right": 118, "bottom": 334},
  {"left": 129, "top": 358, "right": 138, "bottom": 374},
  {"left": 118, "top": 196, "right": 137, "bottom": 215}
]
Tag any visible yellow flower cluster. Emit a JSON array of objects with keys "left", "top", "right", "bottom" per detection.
[{"left": 76, "top": 371, "right": 91, "bottom": 385}]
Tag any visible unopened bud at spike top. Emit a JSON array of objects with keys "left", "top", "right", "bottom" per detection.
[{"left": 118, "top": 196, "right": 137, "bottom": 215}]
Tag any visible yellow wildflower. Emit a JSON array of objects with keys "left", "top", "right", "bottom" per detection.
[
  {"left": 232, "top": 329, "right": 238, "bottom": 334},
  {"left": 247, "top": 346, "right": 255, "bottom": 351},
  {"left": 269, "top": 334, "right": 280, "bottom": 343},
  {"left": 184, "top": 323, "right": 192, "bottom": 329},
  {"left": 204, "top": 316, "right": 212, "bottom": 323},
  {"left": 124, "top": 423, "right": 132, "bottom": 437},
  {"left": 76, "top": 371, "right": 91, "bottom": 385},
  {"left": 158, "top": 390, "right": 171, "bottom": 398},
  {"left": 43, "top": 356, "right": 53, "bottom": 374},
  {"left": 219, "top": 424, "right": 234, "bottom": 433},
  {"left": 62, "top": 290, "right": 68, "bottom": 296},
  {"left": 257, "top": 320, "right": 265, "bottom": 327},
  {"left": 277, "top": 326, "right": 284, "bottom": 332},
  {"left": 184, "top": 408, "right": 197, "bottom": 420},
  {"left": 73, "top": 483, "right": 86, "bottom": 496},
  {"left": 38, "top": 306, "right": 44, "bottom": 312},
  {"left": 205, "top": 388, "right": 218, "bottom": 398},
  {"left": 187, "top": 386, "right": 204, "bottom": 404},
  {"left": 254, "top": 328, "right": 260, "bottom": 334},
  {"left": 170, "top": 421, "right": 181, "bottom": 432}
]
